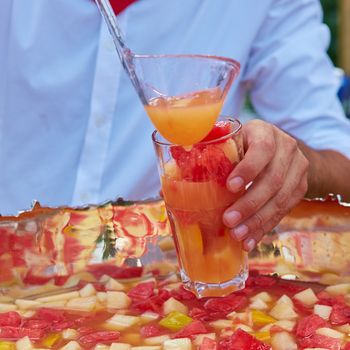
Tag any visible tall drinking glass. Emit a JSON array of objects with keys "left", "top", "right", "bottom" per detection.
[{"left": 153, "top": 119, "right": 248, "bottom": 298}]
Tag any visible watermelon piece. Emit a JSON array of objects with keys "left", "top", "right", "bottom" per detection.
[
  {"left": 297, "top": 333, "right": 341, "bottom": 350},
  {"left": 128, "top": 281, "right": 155, "bottom": 301},
  {"left": 78, "top": 331, "right": 120, "bottom": 346},
  {"left": 200, "top": 337, "right": 217, "bottom": 350},
  {"left": 295, "top": 314, "right": 327, "bottom": 338},
  {"left": 204, "top": 294, "right": 247, "bottom": 314},
  {"left": 140, "top": 324, "right": 164, "bottom": 338},
  {"left": 172, "top": 320, "right": 208, "bottom": 339},
  {"left": 171, "top": 285, "right": 196, "bottom": 301},
  {"left": 22, "top": 319, "right": 51, "bottom": 330},
  {"left": 330, "top": 304, "right": 350, "bottom": 325},
  {"left": 218, "top": 329, "right": 270, "bottom": 350},
  {"left": 0, "top": 311, "right": 22, "bottom": 327},
  {"left": 0, "top": 326, "right": 45, "bottom": 340},
  {"left": 35, "top": 308, "right": 66, "bottom": 323},
  {"left": 200, "top": 121, "right": 232, "bottom": 143}
]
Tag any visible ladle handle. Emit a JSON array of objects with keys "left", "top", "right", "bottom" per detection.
[{"left": 95, "top": 0, "right": 147, "bottom": 104}]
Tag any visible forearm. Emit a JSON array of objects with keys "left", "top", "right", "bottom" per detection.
[{"left": 298, "top": 141, "right": 350, "bottom": 201}]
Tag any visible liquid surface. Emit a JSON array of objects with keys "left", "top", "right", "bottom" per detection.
[{"left": 145, "top": 89, "right": 223, "bottom": 145}]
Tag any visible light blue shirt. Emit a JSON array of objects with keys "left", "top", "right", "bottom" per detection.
[{"left": 1, "top": 0, "right": 350, "bottom": 215}]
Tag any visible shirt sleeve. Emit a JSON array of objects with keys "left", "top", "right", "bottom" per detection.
[{"left": 242, "top": 0, "right": 350, "bottom": 159}]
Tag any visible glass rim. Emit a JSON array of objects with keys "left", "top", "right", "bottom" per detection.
[
  {"left": 134, "top": 53, "right": 240, "bottom": 71},
  {"left": 152, "top": 118, "right": 242, "bottom": 147}
]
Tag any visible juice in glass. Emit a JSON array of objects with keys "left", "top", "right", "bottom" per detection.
[{"left": 153, "top": 119, "right": 248, "bottom": 298}]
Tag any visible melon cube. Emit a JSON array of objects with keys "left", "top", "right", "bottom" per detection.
[
  {"left": 105, "top": 314, "right": 140, "bottom": 331},
  {"left": 234, "top": 324, "right": 253, "bottom": 333},
  {"left": 293, "top": 288, "right": 318, "bottom": 306},
  {"left": 163, "top": 298, "right": 188, "bottom": 315},
  {"left": 36, "top": 291, "right": 79, "bottom": 303},
  {"left": 140, "top": 312, "right": 159, "bottom": 324},
  {"left": 79, "top": 283, "right": 96, "bottom": 297},
  {"left": 269, "top": 302, "right": 297, "bottom": 320},
  {"left": 271, "top": 331, "right": 297, "bottom": 350},
  {"left": 250, "top": 292, "right": 273, "bottom": 303},
  {"left": 15, "top": 299, "right": 41, "bottom": 310},
  {"left": 97, "top": 292, "right": 107, "bottom": 304},
  {"left": 209, "top": 319, "right": 233, "bottom": 329},
  {"left": 131, "top": 347, "right": 161, "bottom": 350},
  {"left": 62, "top": 329, "right": 79, "bottom": 340},
  {"left": 314, "top": 304, "right": 332, "bottom": 320},
  {"left": 105, "top": 278, "right": 126, "bottom": 291},
  {"left": 59, "top": 341, "right": 81, "bottom": 350},
  {"left": 163, "top": 338, "right": 191, "bottom": 350},
  {"left": 66, "top": 297, "right": 97, "bottom": 312},
  {"left": 192, "top": 333, "right": 216, "bottom": 346},
  {"left": 94, "top": 345, "right": 109, "bottom": 350},
  {"left": 325, "top": 283, "right": 350, "bottom": 296},
  {"left": 106, "top": 292, "right": 131, "bottom": 309},
  {"left": 0, "top": 303, "right": 17, "bottom": 312},
  {"left": 316, "top": 327, "right": 345, "bottom": 339},
  {"left": 110, "top": 344, "right": 131, "bottom": 350},
  {"left": 277, "top": 295, "right": 293, "bottom": 306},
  {"left": 16, "top": 336, "right": 33, "bottom": 350},
  {"left": 42, "top": 300, "right": 67, "bottom": 309},
  {"left": 144, "top": 335, "right": 170, "bottom": 345},
  {"left": 274, "top": 320, "right": 296, "bottom": 332},
  {"left": 249, "top": 298, "right": 268, "bottom": 311}
]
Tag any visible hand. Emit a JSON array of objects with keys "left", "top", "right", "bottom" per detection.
[{"left": 223, "top": 119, "right": 309, "bottom": 252}]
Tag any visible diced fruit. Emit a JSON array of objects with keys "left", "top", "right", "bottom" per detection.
[
  {"left": 0, "top": 311, "right": 22, "bottom": 327},
  {"left": 325, "top": 284, "right": 350, "bottom": 296},
  {"left": 105, "top": 315, "right": 140, "bottom": 331},
  {"left": 251, "top": 310, "right": 276, "bottom": 326},
  {"left": 130, "top": 347, "right": 160, "bottom": 350},
  {"left": 296, "top": 314, "right": 327, "bottom": 338},
  {"left": 159, "top": 312, "right": 192, "bottom": 331},
  {"left": 233, "top": 324, "right": 253, "bottom": 333},
  {"left": 66, "top": 297, "right": 97, "bottom": 312},
  {"left": 298, "top": 334, "right": 342, "bottom": 350},
  {"left": 140, "top": 312, "right": 159, "bottom": 324},
  {"left": 110, "top": 344, "right": 131, "bottom": 350},
  {"left": 271, "top": 331, "right": 297, "bottom": 350},
  {"left": 209, "top": 320, "right": 232, "bottom": 330},
  {"left": 269, "top": 301, "right": 297, "bottom": 320},
  {"left": 36, "top": 292, "right": 80, "bottom": 303},
  {"left": 140, "top": 324, "right": 164, "bottom": 338},
  {"left": 316, "top": 327, "right": 344, "bottom": 339},
  {"left": 314, "top": 304, "right": 332, "bottom": 320},
  {"left": 163, "top": 298, "right": 188, "bottom": 315},
  {"left": 41, "top": 333, "right": 61, "bottom": 348},
  {"left": 16, "top": 337, "right": 33, "bottom": 350},
  {"left": 79, "top": 284, "right": 96, "bottom": 297},
  {"left": 249, "top": 299, "right": 268, "bottom": 311},
  {"left": 42, "top": 301, "right": 67, "bottom": 309},
  {"left": 106, "top": 292, "right": 131, "bottom": 309},
  {"left": 59, "top": 341, "right": 81, "bottom": 350},
  {"left": 199, "top": 337, "right": 217, "bottom": 350},
  {"left": 218, "top": 329, "right": 270, "bottom": 350},
  {"left": 0, "top": 304, "right": 17, "bottom": 312},
  {"left": 128, "top": 282, "right": 155, "bottom": 301},
  {"left": 163, "top": 338, "right": 191, "bottom": 350},
  {"left": 254, "top": 331, "right": 270, "bottom": 342},
  {"left": 172, "top": 320, "right": 207, "bottom": 338},
  {"left": 97, "top": 293, "right": 107, "bottom": 304},
  {"left": 79, "top": 331, "right": 120, "bottom": 346},
  {"left": 200, "top": 121, "right": 232, "bottom": 143},
  {"left": 274, "top": 320, "right": 296, "bottom": 332},
  {"left": 105, "top": 279, "right": 126, "bottom": 291},
  {"left": 15, "top": 300, "right": 41, "bottom": 310},
  {"left": 330, "top": 304, "right": 350, "bottom": 325},
  {"left": 193, "top": 333, "right": 216, "bottom": 346},
  {"left": 0, "top": 342, "right": 16, "bottom": 350},
  {"left": 250, "top": 292, "right": 272, "bottom": 303},
  {"left": 94, "top": 345, "right": 109, "bottom": 350},
  {"left": 293, "top": 288, "right": 318, "bottom": 306},
  {"left": 62, "top": 329, "right": 79, "bottom": 340},
  {"left": 144, "top": 335, "right": 170, "bottom": 345},
  {"left": 204, "top": 295, "right": 247, "bottom": 314},
  {"left": 276, "top": 295, "right": 293, "bottom": 306}
]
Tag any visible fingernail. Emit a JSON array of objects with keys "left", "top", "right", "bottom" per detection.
[
  {"left": 245, "top": 238, "right": 256, "bottom": 252},
  {"left": 232, "top": 224, "right": 248, "bottom": 240},
  {"left": 228, "top": 177, "right": 244, "bottom": 193},
  {"left": 223, "top": 210, "right": 241, "bottom": 227}
]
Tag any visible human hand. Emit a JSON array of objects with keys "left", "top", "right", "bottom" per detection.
[{"left": 223, "top": 119, "right": 309, "bottom": 252}]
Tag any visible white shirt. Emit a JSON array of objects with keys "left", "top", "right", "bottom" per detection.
[{"left": 1, "top": 0, "right": 350, "bottom": 215}]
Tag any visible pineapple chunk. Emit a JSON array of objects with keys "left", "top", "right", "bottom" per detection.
[
  {"left": 144, "top": 335, "right": 170, "bottom": 345},
  {"left": 325, "top": 283, "right": 350, "bottom": 296},
  {"left": 79, "top": 283, "right": 96, "bottom": 297},
  {"left": 250, "top": 292, "right": 273, "bottom": 303},
  {"left": 16, "top": 336, "right": 33, "bottom": 350},
  {"left": 271, "top": 331, "right": 297, "bottom": 350},
  {"left": 314, "top": 304, "right": 332, "bottom": 320},
  {"left": 0, "top": 303, "right": 17, "bottom": 312},
  {"left": 106, "top": 292, "right": 131, "bottom": 309},
  {"left": 36, "top": 291, "right": 79, "bottom": 303},
  {"left": 316, "top": 327, "right": 344, "bottom": 339},
  {"left": 62, "top": 329, "right": 79, "bottom": 340},
  {"left": 163, "top": 298, "right": 188, "bottom": 315},
  {"left": 293, "top": 288, "right": 318, "bottom": 306},
  {"left": 277, "top": 295, "right": 293, "bottom": 306},
  {"left": 66, "top": 297, "right": 97, "bottom": 312},
  {"left": 15, "top": 299, "right": 41, "bottom": 310},
  {"left": 105, "top": 314, "right": 140, "bottom": 331},
  {"left": 59, "top": 341, "right": 81, "bottom": 350},
  {"left": 249, "top": 298, "right": 268, "bottom": 310},
  {"left": 234, "top": 324, "right": 253, "bottom": 333},
  {"left": 209, "top": 319, "right": 233, "bottom": 329},
  {"left": 269, "top": 302, "right": 297, "bottom": 320},
  {"left": 97, "top": 292, "right": 107, "bottom": 304},
  {"left": 193, "top": 333, "right": 216, "bottom": 346},
  {"left": 105, "top": 279, "right": 126, "bottom": 291},
  {"left": 163, "top": 338, "right": 191, "bottom": 350},
  {"left": 274, "top": 320, "right": 296, "bottom": 332},
  {"left": 110, "top": 344, "right": 131, "bottom": 350}
]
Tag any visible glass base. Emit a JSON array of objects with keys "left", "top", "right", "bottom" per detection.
[{"left": 180, "top": 268, "right": 248, "bottom": 298}]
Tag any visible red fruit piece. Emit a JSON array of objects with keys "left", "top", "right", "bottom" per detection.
[
  {"left": 200, "top": 121, "right": 232, "bottom": 143},
  {"left": 140, "top": 324, "right": 164, "bottom": 338},
  {"left": 128, "top": 281, "right": 155, "bottom": 301},
  {"left": 200, "top": 337, "right": 217, "bottom": 350},
  {"left": 295, "top": 314, "right": 327, "bottom": 337},
  {"left": 22, "top": 319, "right": 51, "bottom": 330},
  {"left": 172, "top": 320, "right": 207, "bottom": 339},
  {"left": 35, "top": 308, "right": 66, "bottom": 323},
  {"left": 204, "top": 294, "right": 247, "bottom": 314},
  {"left": 330, "top": 304, "right": 350, "bottom": 325},
  {"left": 218, "top": 329, "right": 270, "bottom": 350},
  {"left": 297, "top": 333, "right": 341, "bottom": 350},
  {"left": 171, "top": 285, "right": 196, "bottom": 301},
  {"left": 0, "top": 326, "right": 45, "bottom": 340},
  {"left": 0, "top": 311, "right": 22, "bottom": 327},
  {"left": 79, "top": 331, "right": 120, "bottom": 346}
]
